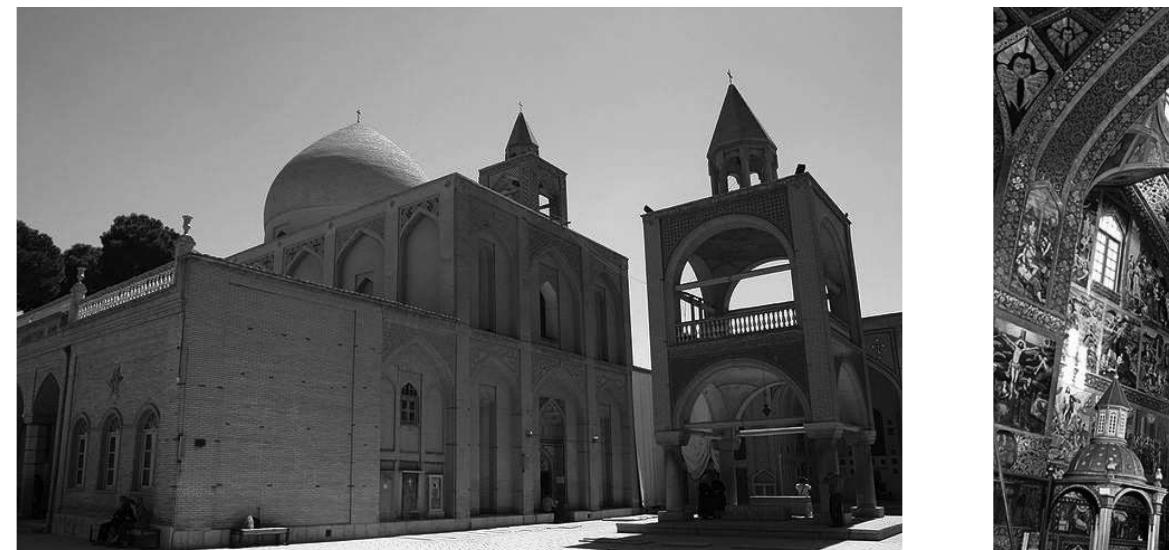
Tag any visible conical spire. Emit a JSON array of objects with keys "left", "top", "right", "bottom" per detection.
[
  {"left": 506, "top": 112, "right": 539, "bottom": 158},
  {"left": 707, "top": 84, "right": 774, "bottom": 157},
  {"left": 1096, "top": 375, "right": 1132, "bottom": 411}
]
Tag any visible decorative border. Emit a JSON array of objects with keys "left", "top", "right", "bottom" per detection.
[{"left": 994, "top": 288, "right": 1068, "bottom": 333}]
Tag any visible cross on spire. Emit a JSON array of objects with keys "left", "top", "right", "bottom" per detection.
[
  {"left": 356, "top": 108, "right": 361, "bottom": 123},
  {"left": 518, "top": 100, "right": 523, "bottom": 113},
  {"left": 727, "top": 70, "right": 733, "bottom": 84}
]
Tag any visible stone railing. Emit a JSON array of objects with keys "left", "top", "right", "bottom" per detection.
[
  {"left": 77, "top": 264, "right": 175, "bottom": 320},
  {"left": 674, "top": 301, "right": 798, "bottom": 343}
]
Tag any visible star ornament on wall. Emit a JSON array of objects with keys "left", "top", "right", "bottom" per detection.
[{"left": 108, "top": 366, "right": 124, "bottom": 397}]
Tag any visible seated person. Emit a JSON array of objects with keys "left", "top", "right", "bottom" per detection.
[{"left": 96, "top": 496, "right": 138, "bottom": 546}]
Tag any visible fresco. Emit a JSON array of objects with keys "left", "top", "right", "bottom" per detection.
[
  {"left": 1066, "top": 293, "right": 1102, "bottom": 374},
  {"left": 1049, "top": 384, "right": 1098, "bottom": 464},
  {"left": 994, "top": 321, "right": 1056, "bottom": 434},
  {"left": 1073, "top": 198, "right": 1098, "bottom": 287},
  {"left": 996, "top": 35, "right": 1055, "bottom": 132},
  {"left": 1101, "top": 309, "right": 1140, "bottom": 388},
  {"left": 1012, "top": 188, "right": 1061, "bottom": 304}
]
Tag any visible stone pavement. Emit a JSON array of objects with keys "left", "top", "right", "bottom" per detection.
[{"left": 17, "top": 518, "right": 903, "bottom": 550}]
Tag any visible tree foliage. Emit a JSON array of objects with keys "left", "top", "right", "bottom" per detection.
[
  {"left": 95, "top": 214, "right": 178, "bottom": 289},
  {"left": 17, "top": 221, "right": 63, "bottom": 312}
]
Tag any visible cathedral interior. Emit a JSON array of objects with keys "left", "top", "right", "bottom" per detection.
[{"left": 993, "top": 7, "right": 1169, "bottom": 550}]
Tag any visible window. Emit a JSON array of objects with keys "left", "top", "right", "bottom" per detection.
[
  {"left": 752, "top": 470, "right": 777, "bottom": 496},
  {"left": 72, "top": 418, "right": 89, "bottom": 487},
  {"left": 136, "top": 410, "right": 158, "bottom": 489},
  {"left": 540, "top": 282, "right": 559, "bottom": 340},
  {"left": 1091, "top": 215, "right": 1123, "bottom": 291},
  {"left": 99, "top": 415, "right": 121, "bottom": 489},
  {"left": 355, "top": 277, "right": 374, "bottom": 295},
  {"left": 400, "top": 384, "right": 419, "bottom": 425}
]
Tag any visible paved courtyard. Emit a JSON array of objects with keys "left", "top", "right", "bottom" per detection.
[{"left": 19, "top": 518, "right": 903, "bottom": 550}]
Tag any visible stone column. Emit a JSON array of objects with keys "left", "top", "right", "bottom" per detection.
[
  {"left": 659, "top": 442, "right": 689, "bottom": 521},
  {"left": 805, "top": 423, "right": 841, "bottom": 522},
  {"left": 1091, "top": 505, "right": 1114, "bottom": 550},
  {"left": 845, "top": 430, "right": 884, "bottom": 519},
  {"left": 1148, "top": 498, "right": 1162, "bottom": 550}
]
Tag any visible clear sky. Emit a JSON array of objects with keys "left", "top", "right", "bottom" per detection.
[{"left": 18, "top": 8, "right": 901, "bottom": 367}]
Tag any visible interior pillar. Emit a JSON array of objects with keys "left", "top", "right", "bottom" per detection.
[
  {"left": 846, "top": 430, "right": 884, "bottom": 519},
  {"left": 1091, "top": 506, "right": 1114, "bottom": 550},
  {"left": 805, "top": 425, "right": 841, "bottom": 522}
]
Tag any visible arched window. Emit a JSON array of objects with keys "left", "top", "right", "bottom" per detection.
[
  {"left": 540, "top": 281, "right": 559, "bottom": 341},
  {"left": 1092, "top": 214, "right": 1124, "bottom": 291},
  {"left": 72, "top": 418, "right": 89, "bottom": 487},
  {"left": 99, "top": 414, "right": 121, "bottom": 489},
  {"left": 400, "top": 384, "right": 419, "bottom": 425},
  {"left": 136, "top": 410, "right": 158, "bottom": 489},
  {"left": 752, "top": 470, "right": 777, "bottom": 496}
]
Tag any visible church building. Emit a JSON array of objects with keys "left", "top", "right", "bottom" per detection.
[
  {"left": 993, "top": 8, "right": 1169, "bottom": 550},
  {"left": 16, "top": 110, "right": 638, "bottom": 548}
]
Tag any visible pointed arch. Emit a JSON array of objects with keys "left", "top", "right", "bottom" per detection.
[
  {"left": 673, "top": 358, "right": 809, "bottom": 427},
  {"left": 836, "top": 362, "right": 870, "bottom": 427},
  {"left": 399, "top": 211, "right": 442, "bottom": 312},
  {"left": 336, "top": 229, "right": 384, "bottom": 294},
  {"left": 286, "top": 248, "right": 324, "bottom": 284},
  {"left": 32, "top": 374, "right": 60, "bottom": 425},
  {"left": 531, "top": 249, "right": 582, "bottom": 353}
]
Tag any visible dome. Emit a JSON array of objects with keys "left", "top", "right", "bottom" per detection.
[
  {"left": 263, "top": 123, "right": 425, "bottom": 240},
  {"left": 1066, "top": 440, "right": 1147, "bottom": 484}
]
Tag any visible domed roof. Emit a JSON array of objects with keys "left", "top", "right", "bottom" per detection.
[
  {"left": 1066, "top": 440, "right": 1146, "bottom": 484},
  {"left": 263, "top": 123, "right": 425, "bottom": 239}
]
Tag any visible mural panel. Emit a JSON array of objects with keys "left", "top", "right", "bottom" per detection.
[
  {"left": 1073, "top": 197, "right": 1098, "bottom": 288},
  {"left": 996, "top": 35, "right": 1055, "bottom": 133},
  {"left": 1101, "top": 309, "right": 1140, "bottom": 388},
  {"left": 1011, "top": 188, "right": 1061, "bottom": 304},
  {"left": 994, "top": 320, "right": 1057, "bottom": 434}
]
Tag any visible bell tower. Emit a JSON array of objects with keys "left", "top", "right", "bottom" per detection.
[
  {"left": 480, "top": 111, "right": 569, "bottom": 224},
  {"left": 707, "top": 84, "right": 780, "bottom": 195},
  {"left": 642, "top": 83, "right": 883, "bottom": 522}
]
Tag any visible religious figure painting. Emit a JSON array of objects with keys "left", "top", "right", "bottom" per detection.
[
  {"left": 993, "top": 321, "right": 1056, "bottom": 434},
  {"left": 1101, "top": 309, "right": 1140, "bottom": 388},
  {"left": 996, "top": 35, "right": 1055, "bottom": 132},
  {"left": 1011, "top": 187, "right": 1061, "bottom": 304},
  {"left": 1066, "top": 292, "right": 1102, "bottom": 374},
  {"left": 1073, "top": 198, "right": 1098, "bottom": 288}
]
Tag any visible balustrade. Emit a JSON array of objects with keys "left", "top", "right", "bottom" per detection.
[
  {"left": 674, "top": 301, "right": 798, "bottom": 343},
  {"left": 76, "top": 265, "right": 175, "bottom": 320}
]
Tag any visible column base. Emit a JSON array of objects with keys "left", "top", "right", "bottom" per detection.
[{"left": 851, "top": 505, "right": 885, "bottom": 519}]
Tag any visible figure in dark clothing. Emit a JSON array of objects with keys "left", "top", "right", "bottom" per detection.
[
  {"left": 96, "top": 496, "right": 138, "bottom": 546},
  {"left": 825, "top": 473, "right": 845, "bottom": 527},
  {"left": 710, "top": 472, "right": 727, "bottom": 519}
]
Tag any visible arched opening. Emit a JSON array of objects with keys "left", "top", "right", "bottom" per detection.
[
  {"left": 539, "top": 397, "right": 567, "bottom": 510},
  {"left": 26, "top": 375, "right": 59, "bottom": 518},
  {"left": 98, "top": 413, "right": 122, "bottom": 490},
  {"left": 727, "top": 174, "right": 741, "bottom": 192},
  {"left": 670, "top": 220, "right": 795, "bottom": 343},
  {"left": 474, "top": 362, "right": 520, "bottom": 516},
  {"left": 1047, "top": 488, "right": 1097, "bottom": 548},
  {"left": 676, "top": 361, "right": 809, "bottom": 508},
  {"left": 336, "top": 232, "right": 382, "bottom": 295},
  {"left": 1110, "top": 492, "right": 1151, "bottom": 547},
  {"left": 135, "top": 409, "right": 158, "bottom": 489},
  {"left": 539, "top": 281, "right": 559, "bottom": 341},
  {"left": 286, "top": 251, "right": 324, "bottom": 284},
  {"left": 71, "top": 416, "right": 89, "bottom": 488},
  {"left": 400, "top": 215, "right": 441, "bottom": 312}
]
